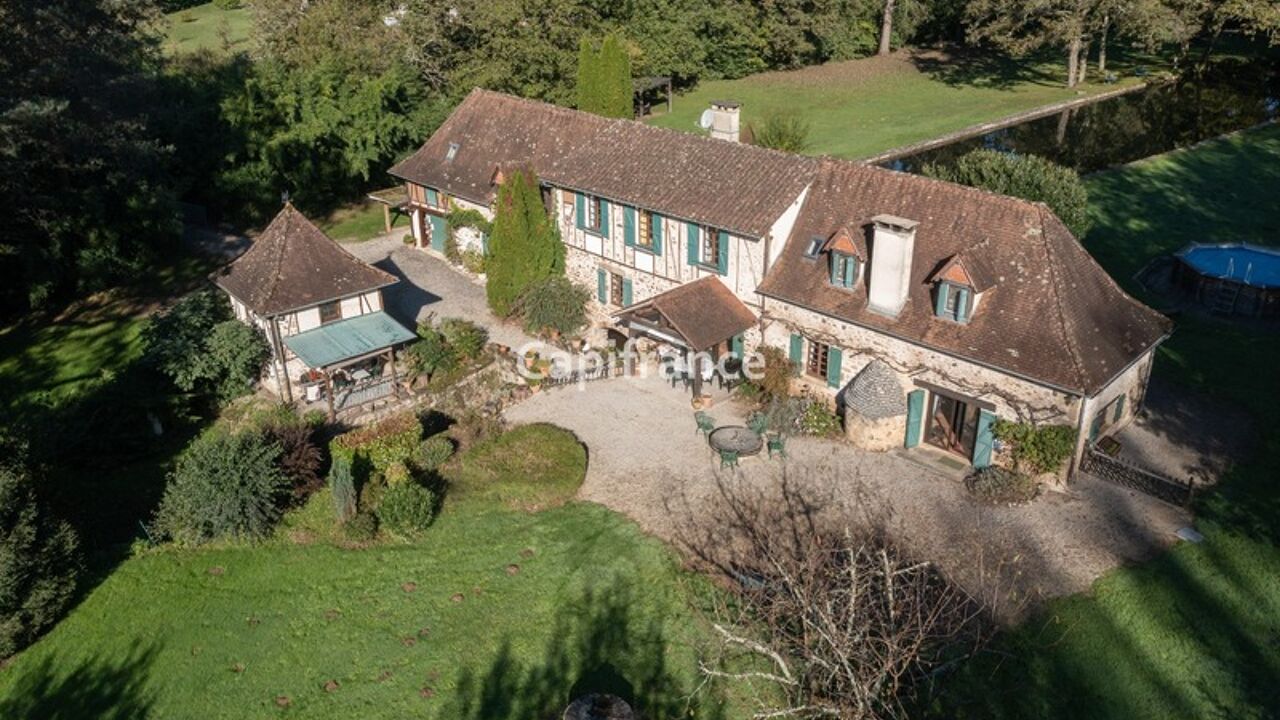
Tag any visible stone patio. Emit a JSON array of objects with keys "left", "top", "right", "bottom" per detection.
[{"left": 505, "top": 373, "right": 1191, "bottom": 614}]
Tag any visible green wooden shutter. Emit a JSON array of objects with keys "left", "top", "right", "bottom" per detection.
[
  {"left": 829, "top": 255, "right": 841, "bottom": 285},
  {"left": 955, "top": 287, "right": 971, "bottom": 323},
  {"left": 905, "top": 390, "right": 925, "bottom": 448},
  {"left": 623, "top": 206, "right": 636, "bottom": 247},
  {"left": 597, "top": 269, "right": 607, "bottom": 304},
  {"left": 1113, "top": 393, "right": 1126, "bottom": 421},
  {"left": 934, "top": 282, "right": 950, "bottom": 317},
  {"left": 426, "top": 188, "right": 439, "bottom": 206},
  {"left": 730, "top": 333, "right": 744, "bottom": 357},
  {"left": 788, "top": 333, "right": 803, "bottom": 368},
  {"left": 622, "top": 278, "right": 633, "bottom": 306},
  {"left": 826, "top": 346, "right": 842, "bottom": 388},
  {"left": 652, "top": 213, "right": 663, "bottom": 255},
  {"left": 845, "top": 257, "right": 856, "bottom": 287},
  {"left": 600, "top": 200, "right": 611, "bottom": 238},
  {"left": 575, "top": 193, "right": 586, "bottom": 229},
  {"left": 716, "top": 230, "right": 729, "bottom": 275},
  {"left": 687, "top": 223, "right": 699, "bottom": 266},
  {"left": 1089, "top": 410, "right": 1105, "bottom": 442},
  {"left": 429, "top": 214, "right": 447, "bottom": 252},
  {"left": 972, "top": 409, "right": 996, "bottom": 468}
]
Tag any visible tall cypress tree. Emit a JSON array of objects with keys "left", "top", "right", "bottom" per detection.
[
  {"left": 600, "top": 33, "right": 633, "bottom": 119},
  {"left": 576, "top": 37, "right": 600, "bottom": 113},
  {"left": 485, "top": 169, "right": 563, "bottom": 317}
]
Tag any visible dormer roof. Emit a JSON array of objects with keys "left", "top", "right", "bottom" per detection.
[{"left": 822, "top": 226, "right": 861, "bottom": 257}]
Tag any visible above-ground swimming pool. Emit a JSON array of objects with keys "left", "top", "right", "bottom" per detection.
[{"left": 1173, "top": 244, "right": 1280, "bottom": 317}]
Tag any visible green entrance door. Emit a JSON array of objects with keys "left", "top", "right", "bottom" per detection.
[{"left": 429, "top": 214, "right": 447, "bottom": 252}]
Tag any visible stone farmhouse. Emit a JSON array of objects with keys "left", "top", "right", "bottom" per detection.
[
  {"left": 389, "top": 89, "right": 1171, "bottom": 476},
  {"left": 213, "top": 204, "right": 416, "bottom": 418}
]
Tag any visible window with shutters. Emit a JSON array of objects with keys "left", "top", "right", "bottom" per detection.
[
  {"left": 935, "top": 282, "right": 973, "bottom": 323},
  {"left": 701, "top": 227, "right": 719, "bottom": 266},
  {"left": 637, "top": 211, "right": 654, "bottom": 250},
  {"left": 806, "top": 339, "right": 830, "bottom": 379},
  {"left": 609, "top": 272, "right": 624, "bottom": 306},
  {"left": 586, "top": 196, "right": 603, "bottom": 233},
  {"left": 830, "top": 253, "right": 857, "bottom": 289}
]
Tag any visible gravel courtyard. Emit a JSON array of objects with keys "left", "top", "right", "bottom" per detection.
[
  {"left": 506, "top": 373, "right": 1191, "bottom": 611},
  {"left": 345, "top": 235, "right": 537, "bottom": 351}
]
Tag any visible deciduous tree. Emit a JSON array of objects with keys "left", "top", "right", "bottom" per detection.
[{"left": 923, "top": 149, "right": 1092, "bottom": 238}]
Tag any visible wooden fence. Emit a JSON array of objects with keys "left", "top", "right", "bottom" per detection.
[{"left": 1082, "top": 444, "right": 1195, "bottom": 508}]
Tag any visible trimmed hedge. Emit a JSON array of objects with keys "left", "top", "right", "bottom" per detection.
[{"left": 376, "top": 483, "right": 437, "bottom": 538}]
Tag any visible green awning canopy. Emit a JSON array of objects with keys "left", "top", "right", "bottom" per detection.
[{"left": 283, "top": 311, "right": 416, "bottom": 369}]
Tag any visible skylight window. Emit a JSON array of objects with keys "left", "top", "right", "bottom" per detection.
[
  {"left": 446, "top": 142, "right": 460, "bottom": 161},
  {"left": 804, "top": 237, "right": 824, "bottom": 258}
]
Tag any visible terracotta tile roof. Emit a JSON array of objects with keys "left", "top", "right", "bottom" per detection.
[
  {"left": 388, "top": 88, "right": 613, "bottom": 205},
  {"left": 618, "top": 276, "right": 757, "bottom": 352},
  {"left": 758, "top": 159, "right": 1171, "bottom": 396},
  {"left": 213, "top": 205, "right": 398, "bottom": 317},
  {"left": 544, "top": 120, "right": 817, "bottom": 238}
]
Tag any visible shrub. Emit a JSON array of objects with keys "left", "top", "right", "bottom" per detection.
[
  {"left": 967, "top": 466, "right": 1039, "bottom": 505},
  {"left": 439, "top": 318, "right": 488, "bottom": 362},
  {"left": 752, "top": 346, "right": 794, "bottom": 402},
  {"left": 376, "top": 482, "right": 437, "bottom": 537},
  {"left": 407, "top": 324, "right": 458, "bottom": 377},
  {"left": 261, "top": 418, "right": 323, "bottom": 502},
  {"left": 992, "top": 421, "right": 1077, "bottom": 475},
  {"left": 923, "top": 149, "right": 1091, "bottom": 238},
  {"left": 144, "top": 293, "right": 270, "bottom": 404},
  {"left": 416, "top": 434, "right": 455, "bottom": 472},
  {"left": 331, "top": 412, "right": 424, "bottom": 478},
  {"left": 461, "top": 248, "right": 487, "bottom": 274},
  {"left": 384, "top": 461, "right": 412, "bottom": 486},
  {"left": 343, "top": 511, "right": 379, "bottom": 542},
  {"left": 749, "top": 111, "right": 812, "bottom": 153},
  {"left": 0, "top": 463, "right": 81, "bottom": 658},
  {"left": 329, "top": 455, "right": 357, "bottom": 523},
  {"left": 155, "top": 430, "right": 287, "bottom": 545},
  {"left": 516, "top": 276, "right": 591, "bottom": 338},
  {"left": 799, "top": 398, "right": 842, "bottom": 437}
]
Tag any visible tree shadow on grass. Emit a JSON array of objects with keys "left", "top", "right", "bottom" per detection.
[
  {"left": 0, "top": 642, "right": 158, "bottom": 720},
  {"left": 910, "top": 47, "right": 1063, "bottom": 90},
  {"left": 445, "top": 582, "right": 726, "bottom": 720}
]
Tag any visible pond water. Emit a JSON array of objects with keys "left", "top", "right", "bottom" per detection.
[{"left": 884, "top": 56, "right": 1280, "bottom": 174}]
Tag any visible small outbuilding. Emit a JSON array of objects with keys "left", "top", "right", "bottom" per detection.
[{"left": 842, "top": 359, "right": 907, "bottom": 452}]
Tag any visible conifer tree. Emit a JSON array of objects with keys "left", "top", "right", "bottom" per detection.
[
  {"left": 600, "top": 33, "right": 633, "bottom": 119},
  {"left": 575, "top": 37, "right": 601, "bottom": 113},
  {"left": 486, "top": 169, "right": 564, "bottom": 317}
]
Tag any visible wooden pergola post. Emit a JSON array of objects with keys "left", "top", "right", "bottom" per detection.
[
  {"left": 324, "top": 370, "right": 336, "bottom": 421},
  {"left": 382, "top": 203, "right": 392, "bottom": 233},
  {"left": 689, "top": 351, "right": 703, "bottom": 399},
  {"left": 388, "top": 347, "right": 399, "bottom": 396}
]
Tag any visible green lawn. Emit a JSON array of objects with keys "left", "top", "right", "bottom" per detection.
[
  {"left": 321, "top": 202, "right": 408, "bottom": 243},
  {"left": 936, "top": 124, "right": 1280, "bottom": 719},
  {"left": 648, "top": 50, "right": 1150, "bottom": 159},
  {"left": 0, "top": 425, "right": 740, "bottom": 719},
  {"left": 163, "top": 2, "right": 253, "bottom": 56}
]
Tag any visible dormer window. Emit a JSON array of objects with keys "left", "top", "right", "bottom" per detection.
[
  {"left": 830, "top": 252, "right": 857, "bottom": 289},
  {"left": 935, "top": 281, "right": 972, "bottom": 323}
]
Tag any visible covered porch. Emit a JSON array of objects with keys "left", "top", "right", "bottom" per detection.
[
  {"left": 612, "top": 277, "right": 756, "bottom": 401},
  {"left": 283, "top": 311, "right": 417, "bottom": 420}
]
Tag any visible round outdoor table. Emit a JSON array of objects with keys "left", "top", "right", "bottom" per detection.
[{"left": 708, "top": 425, "right": 764, "bottom": 456}]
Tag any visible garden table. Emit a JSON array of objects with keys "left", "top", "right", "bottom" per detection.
[{"left": 708, "top": 425, "right": 764, "bottom": 457}]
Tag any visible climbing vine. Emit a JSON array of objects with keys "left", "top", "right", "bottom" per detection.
[{"left": 445, "top": 208, "right": 493, "bottom": 264}]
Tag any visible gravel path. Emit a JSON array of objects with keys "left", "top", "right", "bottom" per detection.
[
  {"left": 345, "top": 235, "right": 537, "bottom": 351},
  {"left": 506, "top": 374, "right": 1190, "bottom": 612}
]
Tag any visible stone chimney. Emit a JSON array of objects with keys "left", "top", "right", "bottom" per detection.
[
  {"left": 708, "top": 100, "right": 740, "bottom": 143},
  {"left": 866, "top": 214, "right": 919, "bottom": 318}
]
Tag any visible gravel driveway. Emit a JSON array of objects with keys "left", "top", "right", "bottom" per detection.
[
  {"left": 345, "top": 235, "right": 536, "bottom": 351},
  {"left": 506, "top": 374, "right": 1191, "bottom": 612}
]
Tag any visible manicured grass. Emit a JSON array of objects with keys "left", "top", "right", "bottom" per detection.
[
  {"left": 321, "top": 202, "right": 408, "bottom": 243},
  {"left": 648, "top": 49, "right": 1149, "bottom": 159},
  {"left": 0, "top": 423, "right": 737, "bottom": 718},
  {"left": 163, "top": 2, "right": 253, "bottom": 56},
  {"left": 935, "top": 124, "right": 1280, "bottom": 719}
]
